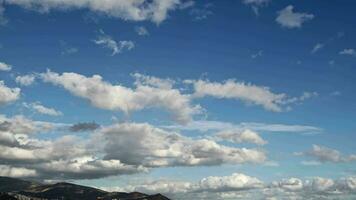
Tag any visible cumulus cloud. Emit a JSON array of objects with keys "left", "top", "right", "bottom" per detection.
[
  {"left": 98, "top": 123, "right": 266, "bottom": 167},
  {"left": 104, "top": 175, "right": 356, "bottom": 199},
  {"left": 187, "top": 79, "right": 316, "bottom": 112},
  {"left": 110, "top": 172, "right": 263, "bottom": 195},
  {"left": 215, "top": 129, "right": 267, "bottom": 145},
  {"left": 296, "top": 145, "right": 356, "bottom": 163},
  {"left": 339, "top": 48, "right": 356, "bottom": 56},
  {"left": 93, "top": 30, "right": 134, "bottom": 56},
  {"left": 0, "top": 81, "right": 20, "bottom": 105},
  {"left": 276, "top": 5, "right": 314, "bottom": 29},
  {"left": 0, "top": 116, "right": 145, "bottom": 179},
  {"left": 69, "top": 122, "right": 100, "bottom": 132},
  {"left": 3, "top": 0, "right": 187, "bottom": 24},
  {"left": 135, "top": 26, "right": 149, "bottom": 36},
  {"left": 0, "top": 117, "right": 266, "bottom": 180},
  {"left": 15, "top": 74, "right": 36, "bottom": 86},
  {"left": 0, "top": 61, "right": 11, "bottom": 71},
  {"left": 23, "top": 102, "right": 63, "bottom": 116},
  {"left": 197, "top": 173, "right": 263, "bottom": 192},
  {"left": 40, "top": 70, "right": 201, "bottom": 124}
]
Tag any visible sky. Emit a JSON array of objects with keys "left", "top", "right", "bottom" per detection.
[{"left": 0, "top": 0, "right": 356, "bottom": 199}]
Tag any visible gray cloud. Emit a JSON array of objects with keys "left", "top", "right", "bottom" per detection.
[
  {"left": 296, "top": 145, "right": 356, "bottom": 163},
  {"left": 69, "top": 122, "right": 100, "bottom": 132}
]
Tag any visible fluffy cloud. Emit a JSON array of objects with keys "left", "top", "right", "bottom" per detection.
[
  {"left": 23, "top": 102, "right": 63, "bottom": 116},
  {"left": 187, "top": 79, "right": 315, "bottom": 112},
  {"left": 111, "top": 172, "right": 263, "bottom": 195},
  {"left": 276, "top": 5, "right": 314, "bottom": 29},
  {"left": 339, "top": 48, "right": 356, "bottom": 56},
  {"left": 98, "top": 123, "right": 266, "bottom": 167},
  {"left": 216, "top": 129, "right": 267, "bottom": 145},
  {"left": 296, "top": 145, "right": 356, "bottom": 163},
  {"left": 0, "top": 115, "right": 266, "bottom": 179},
  {"left": 0, "top": 81, "right": 20, "bottom": 106},
  {"left": 15, "top": 74, "right": 36, "bottom": 86},
  {"left": 40, "top": 71, "right": 201, "bottom": 124},
  {"left": 0, "top": 116, "right": 145, "bottom": 179},
  {"left": 135, "top": 26, "right": 149, "bottom": 36},
  {"left": 3, "top": 0, "right": 187, "bottom": 24},
  {"left": 0, "top": 61, "right": 12, "bottom": 71},
  {"left": 197, "top": 173, "right": 263, "bottom": 192},
  {"left": 273, "top": 178, "right": 304, "bottom": 191},
  {"left": 93, "top": 30, "right": 134, "bottom": 56},
  {"left": 105, "top": 175, "right": 356, "bottom": 199},
  {"left": 0, "top": 115, "right": 56, "bottom": 135}
]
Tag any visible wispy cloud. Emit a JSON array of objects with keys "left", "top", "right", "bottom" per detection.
[
  {"left": 23, "top": 102, "right": 63, "bottom": 116},
  {"left": 135, "top": 26, "right": 149, "bottom": 36},
  {"left": 93, "top": 30, "right": 134, "bottom": 56}
]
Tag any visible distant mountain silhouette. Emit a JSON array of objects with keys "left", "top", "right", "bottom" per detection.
[{"left": 0, "top": 177, "right": 171, "bottom": 200}]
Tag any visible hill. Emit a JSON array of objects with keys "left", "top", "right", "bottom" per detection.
[{"left": 0, "top": 177, "right": 171, "bottom": 200}]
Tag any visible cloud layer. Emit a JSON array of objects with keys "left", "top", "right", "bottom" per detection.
[{"left": 3, "top": 0, "right": 188, "bottom": 24}]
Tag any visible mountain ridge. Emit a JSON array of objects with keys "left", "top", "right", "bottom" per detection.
[{"left": 0, "top": 176, "right": 171, "bottom": 200}]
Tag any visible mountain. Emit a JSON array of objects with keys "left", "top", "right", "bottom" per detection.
[
  {"left": 0, "top": 177, "right": 171, "bottom": 200},
  {"left": 0, "top": 176, "right": 39, "bottom": 192}
]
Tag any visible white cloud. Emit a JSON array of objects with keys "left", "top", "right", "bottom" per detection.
[
  {"left": 97, "top": 123, "right": 266, "bottom": 167},
  {"left": 0, "top": 80, "right": 20, "bottom": 105},
  {"left": 276, "top": 5, "right": 314, "bottom": 29},
  {"left": 3, "top": 0, "right": 186, "bottom": 24},
  {"left": 40, "top": 70, "right": 201, "bottom": 124},
  {"left": 0, "top": 165, "right": 37, "bottom": 178},
  {"left": 216, "top": 129, "right": 267, "bottom": 145},
  {"left": 112, "top": 172, "right": 263, "bottom": 195},
  {"left": 163, "top": 120, "right": 322, "bottom": 134},
  {"left": 0, "top": 61, "right": 12, "bottom": 71},
  {"left": 23, "top": 102, "right": 63, "bottom": 116},
  {"left": 296, "top": 145, "right": 356, "bottom": 163},
  {"left": 187, "top": 79, "right": 316, "bottom": 112},
  {"left": 339, "top": 49, "right": 356, "bottom": 56},
  {"left": 301, "top": 160, "right": 321, "bottom": 166},
  {"left": 197, "top": 173, "right": 263, "bottom": 192},
  {"left": 15, "top": 74, "right": 36, "bottom": 86},
  {"left": 94, "top": 30, "right": 134, "bottom": 56},
  {"left": 135, "top": 26, "right": 149, "bottom": 36},
  {"left": 273, "top": 178, "right": 304, "bottom": 191},
  {"left": 311, "top": 43, "right": 324, "bottom": 54}
]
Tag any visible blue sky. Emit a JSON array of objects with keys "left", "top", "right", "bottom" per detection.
[{"left": 0, "top": 0, "right": 356, "bottom": 199}]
